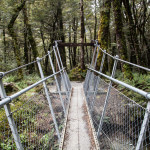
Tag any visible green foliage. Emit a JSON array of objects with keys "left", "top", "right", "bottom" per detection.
[
  {"left": 3, "top": 73, "right": 41, "bottom": 90},
  {"left": 116, "top": 71, "right": 150, "bottom": 105},
  {"left": 69, "top": 65, "right": 87, "bottom": 81}
]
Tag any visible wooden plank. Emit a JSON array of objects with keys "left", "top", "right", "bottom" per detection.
[{"left": 57, "top": 43, "right": 95, "bottom": 47}]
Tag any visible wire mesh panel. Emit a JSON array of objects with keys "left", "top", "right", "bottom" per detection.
[
  {"left": 87, "top": 75, "right": 109, "bottom": 132},
  {"left": 0, "top": 116, "right": 16, "bottom": 149},
  {"left": 85, "top": 76, "right": 150, "bottom": 150}
]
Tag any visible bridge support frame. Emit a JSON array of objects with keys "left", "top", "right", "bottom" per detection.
[
  {"left": 0, "top": 79, "right": 23, "bottom": 150},
  {"left": 97, "top": 55, "right": 119, "bottom": 137},
  {"left": 48, "top": 51, "right": 66, "bottom": 115},
  {"left": 53, "top": 46, "right": 69, "bottom": 99},
  {"left": 90, "top": 50, "right": 106, "bottom": 112},
  {"left": 135, "top": 101, "right": 150, "bottom": 150},
  {"left": 55, "top": 41, "right": 71, "bottom": 90},
  {"left": 37, "top": 57, "right": 61, "bottom": 141}
]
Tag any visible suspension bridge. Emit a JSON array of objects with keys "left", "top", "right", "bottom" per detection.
[{"left": 0, "top": 40, "right": 150, "bottom": 150}]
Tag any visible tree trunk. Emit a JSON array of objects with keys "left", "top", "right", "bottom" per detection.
[
  {"left": 72, "top": 17, "right": 78, "bottom": 67},
  {"left": 8, "top": 0, "right": 26, "bottom": 79},
  {"left": 57, "top": 1, "right": 66, "bottom": 68},
  {"left": 123, "top": 0, "right": 141, "bottom": 66},
  {"left": 3, "top": 27, "right": 7, "bottom": 64},
  {"left": 80, "top": 0, "right": 85, "bottom": 70},
  {"left": 94, "top": 0, "right": 97, "bottom": 40},
  {"left": 112, "top": 0, "right": 133, "bottom": 80},
  {"left": 40, "top": 23, "right": 48, "bottom": 74},
  {"left": 97, "top": 0, "right": 111, "bottom": 71},
  {"left": 23, "top": 5, "right": 28, "bottom": 66},
  {"left": 69, "top": 24, "right": 72, "bottom": 69}
]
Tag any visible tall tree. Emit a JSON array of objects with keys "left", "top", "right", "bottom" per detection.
[
  {"left": 112, "top": 0, "right": 133, "bottom": 79},
  {"left": 72, "top": 17, "right": 78, "bottom": 67},
  {"left": 80, "top": 0, "right": 85, "bottom": 70},
  {"left": 8, "top": 0, "right": 26, "bottom": 79},
  {"left": 123, "top": 0, "right": 142, "bottom": 66},
  {"left": 57, "top": 0, "right": 66, "bottom": 68},
  {"left": 97, "top": 0, "right": 111, "bottom": 70}
]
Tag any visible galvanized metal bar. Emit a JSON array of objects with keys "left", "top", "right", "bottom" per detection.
[
  {"left": 135, "top": 101, "right": 150, "bottom": 150},
  {"left": 0, "top": 79, "right": 23, "bottom": 150},
  {"left": 84, "top": 40, "right": 98, "bottom": 90},
  {"left": 48, "top": 51, "right": 66, "bottom": 115},
  {"left": 97, "top": 45, "right": 150, "bottom": 72},
  {"left": 0, "top": 70, "right": 63, "bottom": 107},
  {"left": 64, "top": 70, "right": 71, "bottom": 90},
  {"left": 90, "top": 51, "right": 106, "bottom": 111},
  {"left": 37, "top": 57, "right": 61, "bottom": 141},
  {"left": 53, "top": 46, "right": 69, "bottom": 98},
  {"left": 86, "top": 47, "right": 100, "bottom": 99},
  {"left": 97, "top": 55, "right": 119, "bottom": 137},
  {"left": 88, "top": 68, "right": 150, "bottom": 100},
  {"left": 55, "top": 41, "right": 71, "bottom": 91}
]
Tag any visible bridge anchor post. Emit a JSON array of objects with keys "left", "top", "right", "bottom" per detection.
[
  {"left": 36, "top": 57, "right": 61, "bottom": 141},
  {"left": 48, "top": 51, "right": 66, "bottom": 115},
  {"left": 0, "top": 77, "right": 23, "bottom": 150},
  {"left": 97, "top": 55, "right": 119, "bottom": 138}
]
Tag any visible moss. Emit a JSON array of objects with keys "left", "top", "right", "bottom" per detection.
[
  {"left": 69, "top": 65, "right": 87, "bottom": 81},
  {"left": 97, "top": 0, "right": 111, "bottom": 71}
]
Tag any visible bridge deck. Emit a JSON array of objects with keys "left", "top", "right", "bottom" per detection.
[{"left": 63, "top": 82, "right": 96, "bottom": 150}]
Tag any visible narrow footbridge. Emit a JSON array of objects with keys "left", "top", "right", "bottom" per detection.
[{"left": 0, "top": 41, "right": 150, "bottom": 150}]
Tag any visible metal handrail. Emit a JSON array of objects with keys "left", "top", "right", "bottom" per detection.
[
  {"left": 97, "top": 45, "right": 150, "bottom": 72},
  {"left": 1, "top": 50, "right": 54, "bottom": 77},
  {"left": 89, "top": 67, "right": 150, "bottom": 100},
  {"left": 0, "top": 69, "right": 64, "bottom": 108}
]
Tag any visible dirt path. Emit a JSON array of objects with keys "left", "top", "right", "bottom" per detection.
[{"left": 63, "top": 82, "right": 96, "bottom": 150}]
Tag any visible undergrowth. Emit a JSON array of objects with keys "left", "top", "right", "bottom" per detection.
[
  {"left": 69, "top": 65, "right": 87, "bottom": 81},
  {"left": 115, "top": 71, "right": 150, "bottom": 106}
]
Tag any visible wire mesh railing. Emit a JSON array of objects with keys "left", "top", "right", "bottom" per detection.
[
  {"left": 84, "top": 40, "right": 150, "bottom": 150},
  {"left": 0, "top": 41, "right": 72, "bottom": 149}
]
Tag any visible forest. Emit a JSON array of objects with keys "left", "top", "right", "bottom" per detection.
[
  {"left": 0, "top": 0, "right": 150, "bottom": 149},
  {"left": 0, "top": 0, "right": 149, "bottom": 99},
  {"left": 0, "top": 0, "right": 149, "bottom": 100}
]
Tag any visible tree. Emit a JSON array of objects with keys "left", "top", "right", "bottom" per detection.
[
  {"left": 112, "top": 0, "right": 133, "bottom": 79},
  {"left": 97, "top": 0, "right": 111, "bottom": 71},
  {"left": 80, "top": 0, "right": 85, "bottom": 70},
  {"left": 8, "top": 0, "right": 26, "bottom": 79}
]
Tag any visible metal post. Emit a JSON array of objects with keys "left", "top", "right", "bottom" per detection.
[
  {"left": 48, "top": 51, "right": 66, "bottom": 115},
  {"left": 97, "top": 55, "right": 119, "bottom": 137},
  {"left": 55, "top": 41, "right": 71, "bottom": 91},
  {"left": 90, "top": 51, "right": 106, "bottom": 111},
  {"left": 53, "top": 46, "right": 69, "bottom": 98},
  {"left": 0, "top": 77, "right": 23, "bottom": 150},
  {"left": 36, "top": 58, "right": 61, "bottom": 141},
  {"left": 135, "top": 101, "right": 150, "bottom": 150},
  {"left": 84, "top": 40, "right": 98, "bottom": 91},
  {"left": 86, "top": 45, "right": 100, "bottom": 99}
]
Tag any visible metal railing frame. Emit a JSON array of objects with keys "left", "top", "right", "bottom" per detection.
[
  {"left": 0, "top": 43, "right": 72, "bottom": 149},
  {"left": 84, "top": 40, "right": 150, "bottom": 150}
]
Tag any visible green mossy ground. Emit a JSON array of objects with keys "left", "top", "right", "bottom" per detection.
[{"left": 69, "top": 65, "right": 87, "bottom": 81}]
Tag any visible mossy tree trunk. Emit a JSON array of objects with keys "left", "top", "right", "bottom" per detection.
[
  {"left": 23, "top": 5, "right": 29, "bottom": 66},
  {"left": 97, "top": 0, "right": 111, "bottom": 71},
  {"left": 123, "top": 0, "right": 142, "bottom": 66},
  {"left": 112, "top": 0, "right": 133, "bottom": 80},
  {"left": 23, "top": 2, "right": 38, "bottom": 73},
  {"left": 40, "top": 22, "right": 48, "bottom": 74},
  {"left": 57, "top": 1, "right": 66, "bottom": 68},
  {"left": 8, "top": 0, "right": 26, "bottom": 79}
]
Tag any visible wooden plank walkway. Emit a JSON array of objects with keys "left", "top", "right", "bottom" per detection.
[{"left": 62, "top": 82, "right": 97, "bottom": 150}]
